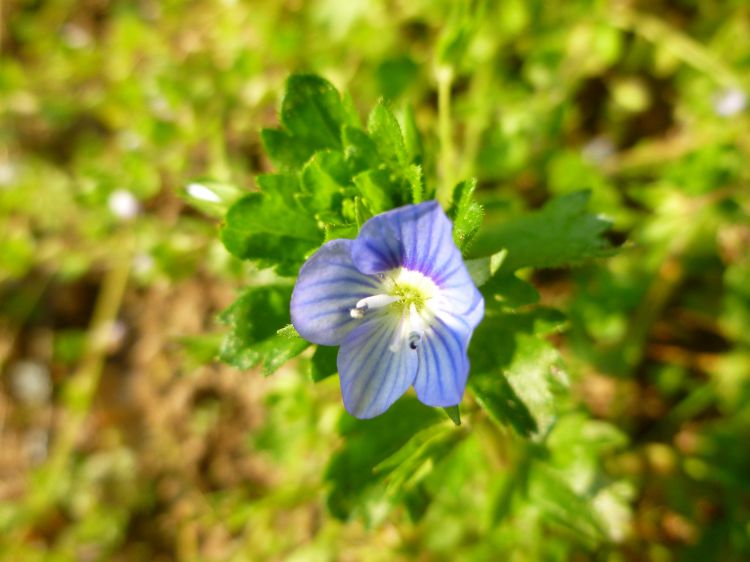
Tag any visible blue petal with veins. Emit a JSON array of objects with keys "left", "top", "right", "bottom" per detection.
[{"left": 291, "top": 201, "right": 484, "bottom": 418}]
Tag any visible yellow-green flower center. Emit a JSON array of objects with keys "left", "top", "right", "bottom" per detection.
[{"left": 380, "top": 268, "right": 440, "bottom": 314}]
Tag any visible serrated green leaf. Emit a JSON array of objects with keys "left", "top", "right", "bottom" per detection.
[
  {"left": 310, "top": 345, "right": 338, "bottom": 382},
  {"left": 472, "top": 191, "right": 614, "bottom": 270},
  {"left": 219, "top": 285, "right": 309, "bottom": 376},
  {"left": 325, "top": 398, "right": 444, "bottom": 520},
  {"left": 220, "top": 174, "right": 322, "bottom": 274},
  {"left": 449, "top": 179, "right": 483, "bottom": 251},
  {"left": 368, "top": 101, "right": 409, "bottom": 168},
  {"left": 280, "top": 74, "right": 349, "bottom": 153}
]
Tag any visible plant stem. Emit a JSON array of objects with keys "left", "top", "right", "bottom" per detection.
[{"left": 4, "top": 233, "right": 133, "bottom": 555}]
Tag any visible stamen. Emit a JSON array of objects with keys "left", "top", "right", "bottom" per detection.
[
  {"left": 350, "top": 294, "right": 398, "bottom": 319},
  {"left": 355, "top": 294, "right": 398, "bottom": 311}
]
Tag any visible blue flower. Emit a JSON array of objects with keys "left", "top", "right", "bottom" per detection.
[{"left": 291, "top": 201, "right": 484, "bottom": 418}]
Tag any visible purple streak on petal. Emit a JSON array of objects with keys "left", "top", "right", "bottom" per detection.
[
  {"left": 291, "top": 239, "right": 380, "bottom": 346},
  {"left": 337, "top": 311, "right": 418, "bottom": 418},
  {"left": 351, "top": 201, "right": 464, "bottom": 284}
]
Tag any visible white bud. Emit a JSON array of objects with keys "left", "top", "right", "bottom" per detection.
[{"left": 186, "top": 182, "right": 221, "bottom": 203}]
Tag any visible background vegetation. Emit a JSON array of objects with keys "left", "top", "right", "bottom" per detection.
[{"left": 2, "top": 0, "right": 749, "bottom": 560}]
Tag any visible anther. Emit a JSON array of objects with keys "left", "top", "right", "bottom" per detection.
[
  {"left": 408, "top": 331, "right": 421, "bottom": 350},
  {"left": 350, "top": 307, "right": 366, "bottom": 319}
]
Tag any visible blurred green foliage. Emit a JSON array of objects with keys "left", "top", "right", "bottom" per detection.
[{"left": 2, "top": 0, "right": 750, "bottom": 561}]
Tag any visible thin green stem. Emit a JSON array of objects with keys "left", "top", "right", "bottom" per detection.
[{"left": 2, "top": 233, "right": 133, "bottom": 558}]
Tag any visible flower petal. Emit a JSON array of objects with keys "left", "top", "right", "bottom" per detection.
[
  {"left": 291, "top": 239, "right": 381, "bottom": 346},
  {"left": 337, "top": 311, "right": 418, "bottom": 418},
  {"left": 438, "top": 277, "right": 485, "bottom": 326},
  {"left": 413, "top": 313, "right": 472, "bottom": 407},
  {"left": 351, "top": 201, "right": 457, "bottom": 279}
]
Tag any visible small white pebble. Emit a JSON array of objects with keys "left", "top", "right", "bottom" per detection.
[
  {"left": 186, "top": 182, "right": 221, "bottom": 203},
  {"left": 108, "top": 189, "right": 140, "bottom": 220}
]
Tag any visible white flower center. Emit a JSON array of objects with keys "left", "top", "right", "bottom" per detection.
[{"left": 349, "top": 268, "right": 440, "bottom": 351}]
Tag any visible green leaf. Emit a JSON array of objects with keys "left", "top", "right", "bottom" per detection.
[
  {"left": 482, "top": 272, "right": 541, "bottom": 309},
  {"left": 310, "top": 345, "right": 338, "bottom": 382},
  {"left": 405, "top": 164, "right": 424, "bottom": 204},
  {"left": 353, "top": 169, "right": 394, "bottom": 214},
  {"left": 280, "top": 74, "right": 349, "bottom": 153},
  {"left": 375, "top": 424, "right": 463, "bottom": 498},
  {"left": 342, "top": 126, "right": 380, "bottom": 173},
  {"left": 260, "top": 74, "right": 353, "bottom": 170},
  {"left": 368, "top": 101, "right": 409, "bottom": 168},
  {"left": 529, "top": 463, "right": 607, "bottom": 546},
  {"left": 220, "top": 174, "right": 323, "bottom": 274},
  {"left": 467, "top": 251, "right": 540, "bottom": 309},
  {"left": 219, "top": 285, "right": 310, "bottom": 376},
  {"left": 471, "top": 191, "right": 614, "bottom": 270},
  {"left": 449, "top": 179, "right": 483, "bottom": 251},
  {"left": 325, "top": 398, "right": 444, "bottom": 520},
  {"left": 324, "top": 223, "right": 358, "bottom": 243},
  {"left": 300, "top": 151, "right": 348, "bottom": 213},
  {"left": 469, "top": 310, "right": 567, "bottom": 437},
  {"left": 276, "top": 324, "right": 300, "bottom": 338},
  {"left": 471, "top": 363, "right": 539, "bottom": 437},
  {"left": 465, "top": 250, "right": 507, "bottom": 287},
  {"left": 260, "top": 128, "right": 312, "bottom": 169},
  {"left": 401, "top": 105, "right": 423, "bottom": 165}
]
